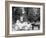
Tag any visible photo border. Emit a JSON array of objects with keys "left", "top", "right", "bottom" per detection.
[{"left": 5, "top": 1, "right": 45, "bottom": 37}]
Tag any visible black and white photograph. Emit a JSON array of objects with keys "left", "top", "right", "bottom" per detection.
[
  {"left": 6, "top": 2, "right": 45, "bottom": 36},
  {"left": 12, "top": 7, "right": 40, "bottom": 31},
  {"left": 5, "top": 1, "right": 45, "bottom": 37}
]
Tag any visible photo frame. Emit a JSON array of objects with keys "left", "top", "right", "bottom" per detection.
[{"left": 5, "top": 1, "right": 45, "bottom": 37}]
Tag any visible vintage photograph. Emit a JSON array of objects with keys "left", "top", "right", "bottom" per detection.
[
  {"left": 12, "top": 7, "right": 40, "bottom": 31},
  {"left": 5, "top": 1, "right": 45, "bottom": 37}
]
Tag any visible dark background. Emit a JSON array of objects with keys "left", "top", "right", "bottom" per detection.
[{"left": 12, "top": 7, "right": 40, "bottom": 24}]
